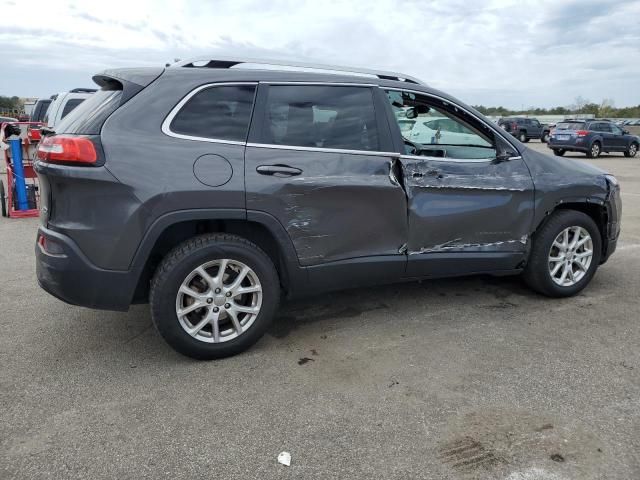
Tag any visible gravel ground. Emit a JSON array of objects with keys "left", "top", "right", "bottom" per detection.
[{"left": 1, "top": 141, "right": 639, "bottom": 480}]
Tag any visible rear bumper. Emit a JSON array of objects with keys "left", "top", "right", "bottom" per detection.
[
  {"left": 547, "top": 143, "right": 588, "bottom": 152},
  {"left": 35, "top": 226, "right": 137, "bottom": 311}
]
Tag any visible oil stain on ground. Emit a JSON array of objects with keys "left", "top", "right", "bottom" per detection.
[{"left": 269, "top": 301, "right": 390, "bottom": 338}]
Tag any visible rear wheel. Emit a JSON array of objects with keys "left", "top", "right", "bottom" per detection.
[
  {"left": 518, "top": 131, "right": 528, "bottom": 143},
  {"left": 553, "top": 149, "right": 565, "bottom": 157},
  {"left": 587, "top": 141, "right": 601, "bottom": 158},
  {"left": 150, "top": 233, "right": 280, "bottom": 360},
  {"left": 624, "top": 142, "right": 638, "bottom": 158},
  {"left": 523, "top": 210, "right": 601, "bottom": 297},
  {"left": 541, "top": 131, "right": 550, "bottom": 143},
  {"left": 0, "top": 180, "right": 7, "bottom": 217}
]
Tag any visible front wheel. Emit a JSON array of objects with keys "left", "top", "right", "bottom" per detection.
[
  {"left": 150, "top": 234, "right": 280, "bottom": 359},
  {"left": 523, "top": 210, "right": 601, "bottom": 297},
  {"left": 624, "top": 142, "right": 638, "bottom": 158}
]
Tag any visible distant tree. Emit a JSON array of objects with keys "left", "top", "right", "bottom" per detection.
[
  {"left": 0, "top": 96, "right": 19, "bottom": 109},
  {"left": 582, "top": 103, "right": 600, "bottom": 116},
  {"left": 599, "top": 98, "right": 616, "bottom": 118}
]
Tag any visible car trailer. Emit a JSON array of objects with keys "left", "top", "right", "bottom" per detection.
[{"left": 0, "top": 121, "right": 43, "bottom": 218}]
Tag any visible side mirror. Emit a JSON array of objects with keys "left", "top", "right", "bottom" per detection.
[
  {"left": 405, "top": 107, "right": 417, "bottom": 119},
  {"left": 494, "top": 150, "right": 516, "bottom": 163},
  {"left": 623, "top": 129, "right": 630, "bottom": 135}
]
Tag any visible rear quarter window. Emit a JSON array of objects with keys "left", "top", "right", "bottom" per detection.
[{"left": 168, "top": 85, "right": 257, "bottom": 142}]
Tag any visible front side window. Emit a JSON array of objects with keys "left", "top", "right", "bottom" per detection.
[
  {"left": 263, "top": 85, "right": 379, "bottom": 151},
  {"left": 386, "top": 90, "right": 495, "bottom": 159},
  {"left": 170, "top": 85, "right": 256, "bottom": 141}
]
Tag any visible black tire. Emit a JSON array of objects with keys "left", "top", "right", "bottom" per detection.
[
  {"left": 553, "top": 149, "right": 565, "bottom": 157},
  {"left": 0, "top": 180, "right": 7, "bottom": 217},
  {"left": 587, "top": 141, "right": 601, "bottom": 158},
  {"left": 541, "top": 131, "right": 550, "bottom": 143},
  {"left": 150, "top": 233, "right": 280, "bottom": 360},
  {"left": 624, "top": 142, "right": 638, "bottom": 158},
  {"left": 523, "top": 210, "right": 602, "bottom": 298},
  {"left": 518, "top": 131, "right": 527, "bottom": 143}
]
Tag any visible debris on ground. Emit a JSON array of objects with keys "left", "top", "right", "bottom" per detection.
[{"left": 277, "top": 451, "right": 291, "bottom": 466}]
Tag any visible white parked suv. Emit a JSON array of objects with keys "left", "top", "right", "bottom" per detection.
[{"left": 43, "top": 88, "right": 96, "bottom": 128}]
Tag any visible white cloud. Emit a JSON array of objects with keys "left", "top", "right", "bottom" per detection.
[{"left": 1, "top": 0, "right": 638, "bottom": 108}]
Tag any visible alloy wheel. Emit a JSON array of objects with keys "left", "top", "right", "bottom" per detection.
[
  {"left": 591, "top": 143, "right": 600, "bottom": 157},
  {"left": 548, "top": 226, "right": 593, "bottom": 287},
  {"left": 175, "top": 259, "right": 263, "bottom": 343},
  {"left": 629, "top": 144, "right": 638, "bottom": 157}
]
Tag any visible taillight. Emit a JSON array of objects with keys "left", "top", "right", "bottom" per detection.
[
  {"left": 37, "top": 135, "right": 97, "bottom": 164},
  {"left": 576, "top": 130, "right": 589, "bottom": 137},
  {"left": 512, "top": 122, "right": 518, "bottom": 131}
]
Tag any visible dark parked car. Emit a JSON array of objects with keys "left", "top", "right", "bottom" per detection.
[
  {"left": 34, "top": 58, "right": 621, "bottom": 359},
  {"left": 548, "top": 119, "right": 639, "bottom": 158},
  {"left": 498, "top": 117, "right": 550, "bottom": 143}
]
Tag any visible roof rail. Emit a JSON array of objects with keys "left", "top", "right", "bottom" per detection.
[{"left": 171, "top": 56, "right": 426, "bottom": 86}]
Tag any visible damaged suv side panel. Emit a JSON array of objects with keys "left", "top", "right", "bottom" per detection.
[{"left": 400, "top": 157, "right": 534, "bottom": 255}]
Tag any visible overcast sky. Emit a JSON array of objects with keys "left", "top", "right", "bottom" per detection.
[{"left": 1, "top": 0, "right": 638, "bottom": 108}]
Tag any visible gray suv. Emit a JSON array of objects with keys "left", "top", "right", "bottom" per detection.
[{"left": 35, "top": 58, "right": 622, "bottom": 359}]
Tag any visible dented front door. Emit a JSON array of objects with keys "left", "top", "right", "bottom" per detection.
[{"left": 401, "top": 155, "right": 535, "bottom": 273}]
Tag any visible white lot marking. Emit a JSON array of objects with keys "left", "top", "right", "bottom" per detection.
[
  {"left": 621, "top": 192, "right": 640, "bottom": 197},
  {"left": 505, "top": 467, "right": 568, "bottom": 480}
]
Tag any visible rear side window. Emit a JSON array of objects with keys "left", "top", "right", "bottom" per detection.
[
  {"left": 60, "top": 98, "right": 85, "bottom": 119},
  {"left": 55, "top": 90, "right": 122, "bottom": 134},
  {"left": 169, "top": 85, "right": 256, "bottom": 142},
  {"left": 262, "top": 85, "right": 379, "bottom": 151}
]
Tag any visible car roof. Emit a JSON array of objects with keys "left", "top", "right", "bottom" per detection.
[{"left": 155, "top": 65, "right": 463, "bottom": 107}]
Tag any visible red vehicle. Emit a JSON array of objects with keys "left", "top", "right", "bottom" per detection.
[{"left": 0, "top": 121, "right": 43, "bottom": 218}]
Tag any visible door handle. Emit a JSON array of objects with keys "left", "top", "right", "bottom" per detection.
[{"left": 256, "top": 165, "right": 303, "bottom": 177}]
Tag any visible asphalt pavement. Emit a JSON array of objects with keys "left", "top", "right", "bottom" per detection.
[{"left": 1, "top": 141, "right": 639, "bottom": 479}]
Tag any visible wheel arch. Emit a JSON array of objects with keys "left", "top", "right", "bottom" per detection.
[
  {"left": 130, "top": 209, "right": 305, "bottom": 303},
  {"left": 532, "top": 200, "right": 609, "bottom": 262}
]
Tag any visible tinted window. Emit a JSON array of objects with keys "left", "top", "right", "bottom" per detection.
[
  {"left": 170, "top": 85, "right": 256, "bottom": 141},
  {"left": 60, "top": 98, "right": 85, "bottom": 119},
  {"left": 56, "top": 90, "right": 122, "bottom": 135},
  {"left": 264, "top": 85, "right": 379, "bottom": 151},
  {"left": 32, "top": 100, "right": 51, "bottom": 122},
  {"left": 598, "top": 123, "right": 612, "bottom": 132}
]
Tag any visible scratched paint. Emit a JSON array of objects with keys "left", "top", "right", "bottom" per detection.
[
  {"left": 400, "top": 156, "right": 535, "bottom": 253},
  {"left": 245, "top": 147, "right": 408, "bottom": 266}
]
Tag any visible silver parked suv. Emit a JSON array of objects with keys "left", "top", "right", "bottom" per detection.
[{"left": 35, "top": 57, "right": 621, "bottom": 359}]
